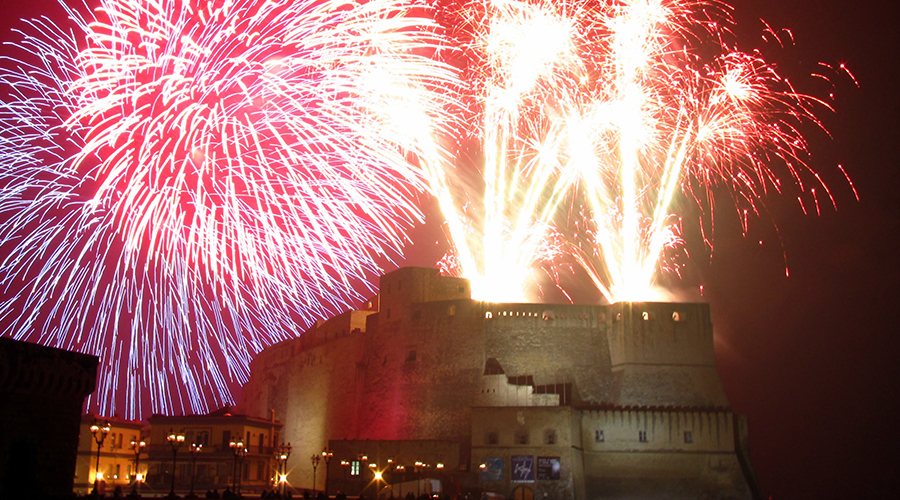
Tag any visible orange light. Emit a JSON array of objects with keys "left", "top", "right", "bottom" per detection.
[{"left": 374, "top": 471, "right": 383, "bottom": 480}]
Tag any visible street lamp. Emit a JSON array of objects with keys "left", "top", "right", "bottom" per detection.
[
  {"left": 229, "top": 434, "right": 246, "bottom": 496},
  {"left": 340, "top": 460, "right": 349, "bottom": 496},
  {"left": 275, "top": 442, "right": 292, "bottom": 498},
  {"left": 310, "top": 453, "right": 320, "bottom": 494},
  {"left": 394, "top": 464, "right": 405, "bottom": 498},
  {"left": 90, "top": 419, "right": 111, "bottom": 496},
  {"left": 322, "top": 447, "right": 333, "bottom": 497},
  {"left": 188, "top": 442, "right": 202, "bottom": 497},
  {"left": 167, "top": 429, "right": 186, "bottom": 498},
  {"left": 130, "top": 437, "right": 146, "bottom": 497}
]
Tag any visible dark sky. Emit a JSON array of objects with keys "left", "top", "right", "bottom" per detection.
[{"left": 1, "top": 1, "right": 898, "bottom": 498}]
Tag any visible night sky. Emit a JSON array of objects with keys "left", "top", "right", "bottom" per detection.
[{"left": 1, "top": 1, "right": 898, "bottom": 499}]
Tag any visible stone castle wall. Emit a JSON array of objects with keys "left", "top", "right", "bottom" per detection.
[{"left": 243, "top": 268, "right": 758, "bottom": 499}]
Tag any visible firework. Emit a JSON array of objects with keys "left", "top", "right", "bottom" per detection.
[
  {"left": 431, "top": 0, "right": 843, "bottom": 302},
  {"left": 0, "top": 0, "right": 458, "bottom": 419}
]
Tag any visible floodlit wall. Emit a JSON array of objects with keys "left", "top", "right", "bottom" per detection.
[{"left": 243, "top": 267, "right": 758, "bottom": 499}]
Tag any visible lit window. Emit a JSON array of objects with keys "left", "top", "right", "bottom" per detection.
[
  {"left": 672, "top": 311, "right": 682, "bottom": 321},
  {"left": 351, "top": 461, "right": 360, "bottom": 476},
  {"left": 642, "top": 311, "right": 650, "bottom": 321},
  {"left": 485, "top": 312, "right": 493, "bottom": 319}
]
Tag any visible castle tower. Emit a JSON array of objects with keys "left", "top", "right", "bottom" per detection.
[{"left": 243, "top": 268, "right": 760, "bottom": 499}]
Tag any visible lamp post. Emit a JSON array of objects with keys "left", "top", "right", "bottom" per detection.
[
  {"left": 167, "top": 429, "right": 185, "bottom": 498},
  {"left": 130, "top": 437, "right": 146, "bottom": 497},
  {"left": 339, "top": 460, "right": 349, "bottom": 496},
  {"left": 90, "top": 419, "right": 111, "bottom": 497},
  {"left": 188, "top": 442, "right": 202, "bottom": 497},
  {"left": 275, "top": 442, "right": 292, "bottom": 498},
  {"left": 367, "top": 463, "right": 377, "bottom": 499},
  {"left": 414, "top": 461, "right": 424, "bottom": 497},
  {"left": 394, "top": 464, "right": 405, "bottom": 498},
  {"left": 310, "top": 453, "right": 320, "bottom": 495},
  {"left": 321, "top": 447, "right": 333, "bottom": 497},
  {"left": 229, "top": 435, "right": 246, "bottom": 496}
]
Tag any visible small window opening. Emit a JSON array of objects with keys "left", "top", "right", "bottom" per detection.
[
  {"left": 638, "top": 430, "right": 648, "bottom": 442},
  {"left": 448, "top": 305, "right": 456, "bottom": 316},
  {"left": 615, "top": 312, "right": 622, "bottom": 322},
  {"left": 542, "top": 311, "right": 553, "bottom": 321},
  {"left": 458, "top": 286, "right": 465, "bottom": 293},
  {"left": 485, "top": 311, "right": 493, "bottom": 319},
  {"left": 485, "top": 432, "right": 499, "bottom": 445},
  {"left": 406, "top": 350, "right": 417, "bottom": 362},
  {"left": 642, "top": 311, "right": 650, "bottom": 321},
  {"left": 595, "top": 430, "right": 604, "bottom": 443},
  {"left": 514, "top": 430, "right": 529, "bottom": 445},
  {"left": 684, "top": 431, "right": 693, "bottom": 443},
  {"left": 672, "top": 311, "right": 682, "bottom": 321},
  {"left": 544, "top": 429, "right": 557, "bottom": 445}
]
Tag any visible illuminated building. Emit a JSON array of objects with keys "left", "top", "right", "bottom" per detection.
[
  {"left": 73, "top": 414, "right": 145, "bottom": 496},
  {"left": 244, "top": 267, "right": 761, "bottom": 499},
  {"left": 143, "top": 405, "right": 282, "bottom": 495}
]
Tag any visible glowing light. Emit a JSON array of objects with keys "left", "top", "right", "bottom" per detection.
[
  {"left": 0, "top": 0, "right": 457, "bottom": 419},
  {"left": 374, "top": 471, "right": 383, "bottom": 480},
  {"left": 95, "top": 472, "right": 104, "bottom": 481},
  {"left": 279, "top": 474, "right": 287, "bottom": 483},
  {"left": 431, "top": 0, "right": 845, "bottom": 303}
]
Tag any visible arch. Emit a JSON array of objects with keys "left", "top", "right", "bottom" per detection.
[{"left": 511, "top": 485, "right": 533, "bottom": 500}]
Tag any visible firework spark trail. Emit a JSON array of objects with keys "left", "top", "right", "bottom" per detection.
[
  {"left": 0, "top": 0, "right": 459, "bottom": 419},
  {"left": 432, "top": 0, "right": 839, "bottom": 303}
]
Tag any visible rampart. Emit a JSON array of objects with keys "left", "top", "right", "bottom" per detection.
[{"left": 243, "top": 267, "right": 759, "bottom": 499}]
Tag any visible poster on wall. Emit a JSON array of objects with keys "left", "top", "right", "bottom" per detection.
[
  {"left": 511, "top": 455, "right": 535, "bottom": 482},
  {"left": 481, "top": 457, "right": 504, "bottom": 482},
  {"left": 536, "top": 456, "right": 561, "bottom": 480}
]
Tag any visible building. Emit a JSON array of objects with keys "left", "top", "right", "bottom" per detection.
[
  {"left": 74, "top": 414, "right": 146, "bottom": 496},
  {"left": 243, "top": 267, "right": 761, "bottom": 499},
  {"left": 144, "top": 405, "right": 283, "bottom": 496},
  {"left": 0, "top": 337, "right": 98, "bottom": 500}
]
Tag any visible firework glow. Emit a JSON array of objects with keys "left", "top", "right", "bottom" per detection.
[
  {"left": 430, "top": 0, "right": 849, "bottom": 303},
  {"left": 0, "top": 0, "right": 458, "bottom": 419}
]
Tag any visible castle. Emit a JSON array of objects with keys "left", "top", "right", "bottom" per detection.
[{"left": 243, "top": 267, "right": 760, "bottom": 499}]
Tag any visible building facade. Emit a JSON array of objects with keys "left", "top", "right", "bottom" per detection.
[
  {"left": 144, "top": 406, "right": 283, "bottom": 496},
  {"left": 243, "top": 267, "right": 760, "bottom": 499},
  {"left": 74, "top": 414, "right": 146, "bottom": 496},
  {"left": 0, "top": 338, "right": 98, "bottom": 500}
]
